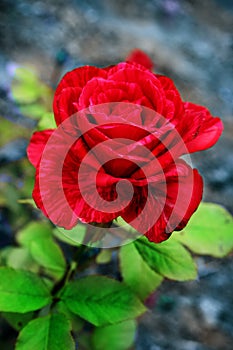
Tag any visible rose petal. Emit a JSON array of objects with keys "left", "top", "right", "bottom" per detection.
[
  {"left": 122, "top": 160, "right": 203, "bottom": 243},
  {"left": 126, "top": 49, "right": 154, "bottom": 70},
  {"left": 27, "top": 130, "right": 54, "bottom": 167},
  {"left": 53, "top": 66, "right": 107, "bottom": 124},
  {"left": 180, "top": 102, "right": 224, "bottom": 152}
]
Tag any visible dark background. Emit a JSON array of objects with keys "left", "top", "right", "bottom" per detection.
[{"left": 0, "top": 1, "right": 232, "bottom": 349}]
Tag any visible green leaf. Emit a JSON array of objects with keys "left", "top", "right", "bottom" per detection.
[
  {"left": 12, "top": 67, "right": 52, "bottom": 104},
  {"left": 52, "top": 228, "right": 81, "bottom": 247},
  {"left": 2, "top": 311, "right": 34, "bottom": 331},
  {"left": 96, "top": 249, "right": 112, "bottom": 264},
  {"left": 56, "top": 302, "right": 84, "bottom": 333},
  {"left": 38, "top": 112, "right": 56, "bottom": 130},
  {"left": 173, "top": 202, "right": 233, "bottom": 257},
  {"left": 0, "top": 268, "right": 52, "bottom": 312},
  {"left": 30, "top": 237, "right": 66, "bottom": 279},
  {"left": 17, "top": 222, "right": 52, "bottom": 247},
  {"left": 134, "top": 237, "right": 197, "bottom": 281},
  {"left": 92, "top": 320, "right": 136, "bottom": 350},
  {"left": 0, "top": 116, "right": 30, "bottom": 147},
  {"left": 5, "top": 247, "right": 39, "bottom": 273},
  {"left": 114, "top": 217, "right": 137, "bottom": 233},
  {"left": 18, "top": 198, "right": 37, "bottom": 208},
  {"left": 16, "top": 313, "right": 75, "bottom": 350},
  {"left": 120, "top": 243, "right": 163, "bottom": 300},
  {"left": 61, "top": 276, "right": 146, "bottom": 326},
  {"left": 53, "top": 224, "right": 87, "bottom": 246},
  {"left": 20, "top": 104, "right": 48, "bottom": 120}
]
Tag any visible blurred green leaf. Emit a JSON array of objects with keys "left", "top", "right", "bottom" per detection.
[
  {"left": 17, "top": 222, "right": 52, "bottom": 247},
  {"left": 120, "top": 243, "right": 163, "bottom": 300},
  {"left": 134, "top": 237, "right": 197, "bottom": 281},
  {"left": 15, "top": 313, "right": 75, "bottom": 350},
  {"left": 19, "top": 104, "right": 48, "bottom": 120},
  {"left": 12, "top": 67, "right": 52, "bottom": 104},
  {"left": 0, "top": 247, "right": 13, "bottom": 266},
  {"left": 2, "top": 311, "right": 34, "bottom": 331},
  {"left": 0, "top": 267, "right": 52, "bottom": 312},
  {"left": 173, "top": 202, "right": 233, "bottom": 257},
  {"left": 38, "top": 112, "right": 56, "bottom": 130},
  {"left": 5, "top": 247, "right": 39, "bottom": 273},
  {"left": 18, "top": 198, "right": 36, "bottom": 208},
  {"left": 53, "top": 224, "right": 87, "bottom": 246},
  {"left": 11, "top": 67, "right": 53, "bottom": 120},
  {"left": 61, "top": 276, "right": 146, "bottom": 326},
  {"left": 96, "top": 249, "right": 112, "bottom": 264},
  {"left": 0, "top": 117, "right": 30, "bottom": 147},
  {"left": 30, "top": 237, "right": 66, "bottom": 280},
  {"left": 0, "top": 182, "right": 21, "bottom": 214},
  {"left": 92, "top": 319, "right": 136, "bottom": 350}
]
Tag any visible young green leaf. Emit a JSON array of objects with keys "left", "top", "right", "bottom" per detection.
[
  {"left": 173, "top": 202, "right": 233, "bottom": 257},
  {"left": 0, "top": 268, "right": 52, "bottom": 312},
  {"left": 30, "top": 237, "right": 66, "bottom": 279},
  {"left": 92, "top": 320, "right": 137, "bottom": 350},
  {"left": 120, "top": 243, "right": 163, "bottom": 300},
  {"left": 17, "top": 222, "right": 52, "bottom": 247},
  {"left": 134, "top": 237, "right": 197, "bottom": 281},
  {"left": 61, "top": 276, "right": 146, "bottom": 326},
  {"left": 15, "top": 313, "right": 75, "bottom": 350}
]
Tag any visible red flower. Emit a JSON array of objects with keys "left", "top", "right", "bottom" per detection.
[{"left": 28, "top": 53, "right": 223, "bottom": 244}]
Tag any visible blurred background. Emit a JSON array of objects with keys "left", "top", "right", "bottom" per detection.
[{"left": 0, "top": 0, "right": 232, "bottom": 349}]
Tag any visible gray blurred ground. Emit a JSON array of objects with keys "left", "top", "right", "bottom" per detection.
[{"left": 0, "top": 1, "right": 232, "bottom": 349}]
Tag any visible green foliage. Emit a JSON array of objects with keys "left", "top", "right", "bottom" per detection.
[
  {"left": 96, "top": 249, "right": 112, "bottom": 264},
  {"left": 17, "top": 222, "right": 52, "bottom": 247},
  {"left": 120, "top": 243, "right": 163, "bottom": 300},
  {"left": 53, "top": 224, "right": 87, "bottom": 246},
  {"left": 56, "top": 302, "right": 85, "bottom": 333},
  {"left": 60, "top": 276, "right": 146, "bottom": 326},
  {"left": 0, "top": 116, "right": 30, "bottom": 147},
  {"left": 2, "top": 311, "right": 34, "bottom": 331},
  {"left": 2, "top": 247, "right": 38, "bottom": 272},
  {"left": 15, "top": 313, "right": 75, "bottom": 350},
  {"left": 0, "top": 268, "right": 52, "bottom": 312},
  {"left": 134, "top": 237, "right": 197, "bottom": 281},
  {"left": 174, "top": 202, "right": 233, "bottom": 257},
  {"left": 11, "top": 67, "right": 53, "bottom": 120},
  {"left": 38, "top": 112, "right": 56, "bottom": 130},
  {"left": 92, "top": 320, "right": 137, "bottom": 350},
  {"left": 30, "top": 237, "right": 66, "bottom": 280}
]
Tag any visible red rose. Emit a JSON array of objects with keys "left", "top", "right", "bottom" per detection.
[{"left": 27, "top": 55, "right": 223, "bottom": 244}]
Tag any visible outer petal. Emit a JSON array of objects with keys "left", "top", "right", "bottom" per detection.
[
  {"left": 53, "top": 66, "right": 107, "bottom": 125},
  {"left": 156, "top": 75, "right": 184, "bottom": 120},
  {"left": 31, "top": 132, "right": 121, "bottom": 228},
  {"left": 181, "top": 102, "right": 223, "bottom": 153},
  {"left": 27, "top": 130, "right": 54, "bottom": 167}
]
